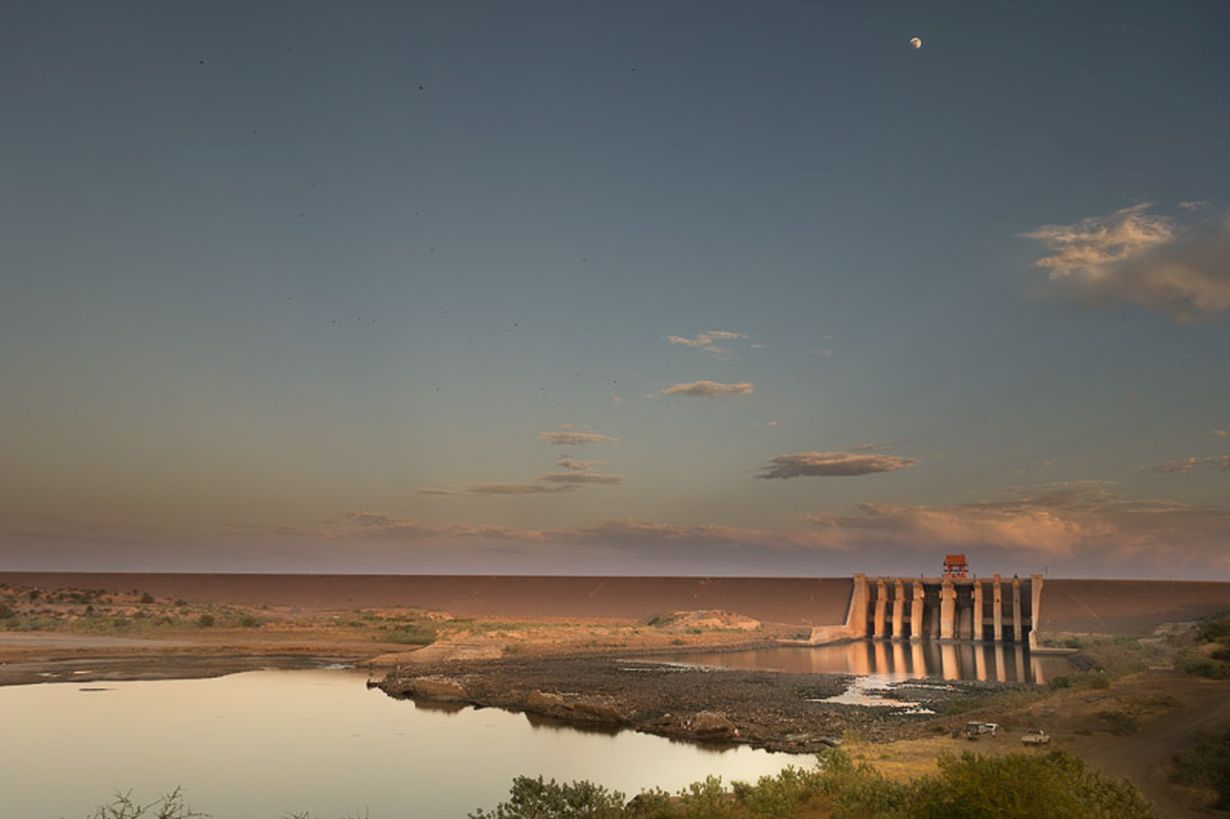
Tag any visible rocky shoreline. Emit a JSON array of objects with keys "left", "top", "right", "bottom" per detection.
[{"left": 373, "top": 654, "right": 989, "bottom": 754}]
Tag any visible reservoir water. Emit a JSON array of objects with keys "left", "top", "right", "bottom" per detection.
[
  {"left": 656, "top": 640, "right": 1073, "bottom": 684},
  {"left": 0, "top": 669, "right": 806, "bottom": 819}
]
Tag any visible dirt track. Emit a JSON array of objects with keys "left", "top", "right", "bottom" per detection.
[{"left": 1069, "top": 672, "right": 1230, "bottom": 818}]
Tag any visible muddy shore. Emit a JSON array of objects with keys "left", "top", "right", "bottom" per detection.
[{"left": 375, "top": 653, "right": 1003, "bottom": 754}]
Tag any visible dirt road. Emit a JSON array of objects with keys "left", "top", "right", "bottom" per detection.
[{"left": 1070, "top": 671, "right": 1230, "bottom": 818}]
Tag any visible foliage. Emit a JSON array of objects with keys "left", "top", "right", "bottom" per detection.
[
  {"left": 87, "top": 788, "right": 205, "bottom": 819},
  {"left": 469, "top": 748, "right": 1150, "bottom": 819},
  {"left": 196, "top": 614, "right": 215, "bottom": 628},
  {"left": 904, "top": 749, "right": 1153, "bottom": 819},
  {"left": 385, "top": 623, "right": 437, "bottom": 645},
  {"left": 467, "top": 775, "right": 626, "bottom": 819},
  {"left": 1172, "top": 731, "right": 1230, "bottom": 810}
]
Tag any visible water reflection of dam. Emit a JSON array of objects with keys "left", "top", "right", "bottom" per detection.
[
  {"left": 855, "top": 573, "right": 1042, "bottom": 647},
  {"left": 660, "top": 641, "right": 1069, "bottom": 684}
]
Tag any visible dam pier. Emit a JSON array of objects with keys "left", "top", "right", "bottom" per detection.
[{"left": 838, "top": 571, "right": 1042, "bottom": 648}]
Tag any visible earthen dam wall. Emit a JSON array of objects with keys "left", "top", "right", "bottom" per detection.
[{"left": 3, "top": 573, "right": 1229, "bottom": 636}]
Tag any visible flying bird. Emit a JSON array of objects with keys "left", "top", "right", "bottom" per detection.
[{"left": 910, "top": 37, "right": 923, "bottom": 49}]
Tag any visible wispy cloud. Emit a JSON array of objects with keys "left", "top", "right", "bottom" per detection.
[
  {"left": 666, "top": 330, "right": 747, "bottom": 356},
  {"left": 806, "top": 483, "right": 1230, "bottom": 561},
  {"left": 318, "top": 483, "right": 1230, "bottom": 568},
  {"left": 1212, "top": 429, "right": 1228, "bottom": 439},
  {"left": 1150, "top": 455, "right": 1230, "bottom": 474},
  {"left": 417, "top": 482, "right": 575, "bottom": 496},
  {"left": 662, "top": 380, "right": 754, "bottom": 398},
  {"left": 555, "top": 457, "right": 596, "bottom": 471},
  {"left": 539, "top": 425, "right": 618, "bottom": 446},
  {"left": 537, "top": 471, "right": 623, "bottom": 485},
  {"left": 758, "top": 450, "right": 917, "bottom": 479},
  {"left": 1024, "top": 204, "right": 1230, "bottom": 321}
]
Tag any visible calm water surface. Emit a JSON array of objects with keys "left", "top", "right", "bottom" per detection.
[
  {"left": 0, "top": 669, "right": 806, "bottom": 819},
  {"left": 656, "top": 641, "right": 1073, "bottom": 683}
]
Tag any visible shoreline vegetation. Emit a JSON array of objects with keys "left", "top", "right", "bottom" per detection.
[{"left": 90, "top": 749, "right": 1152, "bottom": 819}]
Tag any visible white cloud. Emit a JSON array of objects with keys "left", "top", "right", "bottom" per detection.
[
  {"left": 537, "top": 471, "right": 623, "bottom": 485},
  {"left": 666, "top": 330, "right": 747, "bottom": 356},
  {"left": 662, "top": 380, "right": 754, "bottom": 398},
  {"left": 758, "top": 450, "right": 917, "bottom": 479},
  {"left": 1024, "top": 204, "right": 1230, "bottom": 320},
  {"left": 1212, "top": 429, "right": 1228, "bottom": 439},
  {"left": 1150, "top": 455, "right": 1230, "bottom": 474},
  {"left": 539, "top": 425, "right": 619, "bottom": 446}
]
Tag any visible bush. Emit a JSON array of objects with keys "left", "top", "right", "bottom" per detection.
[
  {"left": 0, "top": 603, "right": 14, "bottom": 620},
  {"left": 196, "top": 614, "right": 215, "bottom": 628},
  {"left": 906, "top": 749, "right": 1152, "bottom": 819},
  {"left": 387, "top": 624, "right": 437, "bottom": 645},
  {"left": 139, "top": 593, "right": 155, "bottom": 604},
  {"left": 1172, "top": 731, "right": 1230, "bottom": 809},
  {"left": 468, "top": 775, "right": 626, "bottom": 819},
  {"left": 237, "top": 614, "right": 261, "bottom": 628},
  {"left": 88, "top": 787, "right": 203, "bottom": 819}
]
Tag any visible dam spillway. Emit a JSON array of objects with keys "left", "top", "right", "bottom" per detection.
[{"left": 855, "top": 573, "right": 1042, "bottom": 647}]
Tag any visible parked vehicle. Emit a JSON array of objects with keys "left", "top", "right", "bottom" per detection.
[
  {"left": 1021, "top": 729, "right": 1052, "bottom": 746},
  {"left": 964, "top": 721, "right": 999, "bottom": 740}
]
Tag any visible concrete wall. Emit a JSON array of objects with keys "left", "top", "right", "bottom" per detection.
[{"left": 1039, "top": 579, "right": 1230, "bottom": 636}]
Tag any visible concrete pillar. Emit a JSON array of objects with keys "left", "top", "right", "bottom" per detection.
[
  {"left": 849, "top": 574, "right": 870, "bottom": 638},
  {"left": 891, "top": 579, "right": 905, "bottom": 640},
  {"left": 874, "top": 579, "right": 888, "bottom": 639},
  {"left": 1028, "top": 575, "right": 1044, "bottom": 650},
  {"left": 972, "top": 581, "right": 984, "bottom": 642},
  {"left": 891, "top": 640, "right": 906, "bottom": 674},
  {"left": 992, "top": 575, "right": 1003, "bottom": 642},
  {"left": 1011, "top": 577, "right": 1023, "bottom": 643},
  {"left": 910, "top": 581, "right": 925, "bottom": 642},
  {"left": 939, "top": 578, "right": 957, "bottom": 640},
  {"left": 941, "top": 642, "right": 960, "bottom": 681}
]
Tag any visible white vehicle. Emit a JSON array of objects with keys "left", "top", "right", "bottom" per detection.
[
  {"left": 1021, "top": 729, "right": 1052, "bottom": 746},
  {"left": 964, "top": 721, "right": 999, "bottom": 739}
]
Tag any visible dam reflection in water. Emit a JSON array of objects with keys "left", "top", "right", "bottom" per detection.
[{"left": 659, "top": 641, "right": 1071, "bottom": 684}]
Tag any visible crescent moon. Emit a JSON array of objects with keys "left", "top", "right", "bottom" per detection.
[{"left": 910, "top": 37, "right": 923, "bottom": 49}]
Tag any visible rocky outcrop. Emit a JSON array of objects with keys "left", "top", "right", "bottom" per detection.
[
  {"left": 408, "top": 675, "right": 469, "bottom": 701},
  {"left": 686, "top": 710, "right": 739, "bottom": 740},
  {"left": 523, "top": 690, "right": 632, "bottom": 725}
]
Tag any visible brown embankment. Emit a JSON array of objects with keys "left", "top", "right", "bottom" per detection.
[
  {"left": 0, "top": 573, "right": 854, "bottom": 626},
  {"left": 1040, "top": 579, "right": 1230, "bottom": 635},
  {"left": 6, "top": 573, "right": 1228, "bottom": 635}
]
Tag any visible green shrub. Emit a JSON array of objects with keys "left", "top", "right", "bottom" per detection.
[
  {"left": 196, "top": 614, "right": 215, "bottom": 628},
  {"left": 0, "top": 603, "right": 14, "bottom": 620},
  {"left": 237, "top": 614, "right": 261, "bottom": 628},
  {"left": 1093, "top": 709, "right": 1139, "bottom": 736},
  {"left": 906, "top": 749, "right": 1152, "bottom": 819},
  {"left": 139, "top": 593, "right": 155, "bottom": 604},
  {"left": 468, "top": 775, "right": 626, "bottom": 819},
  {"left": 1172, "top": 731, "right": 1230, "bottom": 809},
  {"left": 387, "top": 624, "right": 437, "bottom": 645}
]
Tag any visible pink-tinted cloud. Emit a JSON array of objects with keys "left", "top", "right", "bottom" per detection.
[
  {"left": 539, "top": 425, "right": 619, "bottom": 446},
  {"left": 666, "top": 330, "right": 747, "bottom": 356},
  {"left": 1150, "top": 455, "right": 1230, "bottom": 474},
  {"left": 1024, "top": 204, "right": 1230, "bottom": 321},
  {"left": 662, "top": 380, "right": 754, "bottom": 398}
]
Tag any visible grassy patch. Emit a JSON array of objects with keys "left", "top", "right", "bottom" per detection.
[{"left": 1172, "top": 731, "right": 1230, "bottom": 810}]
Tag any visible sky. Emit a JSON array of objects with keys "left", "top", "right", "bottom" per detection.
[{"left": 2, "top": 1, "right": 1229, "bottom": 577}]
